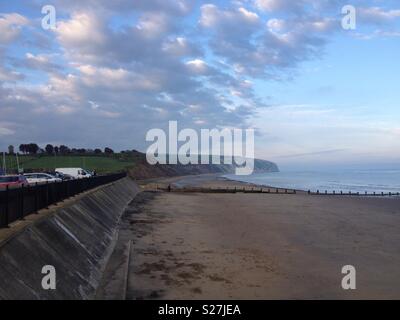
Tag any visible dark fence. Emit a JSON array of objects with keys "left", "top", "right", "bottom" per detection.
[
  {"left": 0, "top": 172, "right": 126, "bottom": 228},
  {"left": 152, "top": 185, "right": 400, "bottom": 197},
  {"left": 308, "top": 190, "right": 400, "bottom": 196},
  {"left": 154, "top": 185, "right": 297, "bottom": 194}
]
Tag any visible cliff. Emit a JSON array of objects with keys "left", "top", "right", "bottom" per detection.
[{"left": 127, "top": 152, "right": 279, "bottom": 180}]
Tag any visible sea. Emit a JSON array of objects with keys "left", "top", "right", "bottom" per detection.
[{"left": 224, "top": 169, "right": 400, "bottom": 194}]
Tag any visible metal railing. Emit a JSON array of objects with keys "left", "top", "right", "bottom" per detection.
[{"left": 0, "top": 172, "right": 126, "bottom": 228}]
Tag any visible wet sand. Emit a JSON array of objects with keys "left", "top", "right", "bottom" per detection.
[{"left": 98, "top": 175, "right": 400, "bottom": 299}]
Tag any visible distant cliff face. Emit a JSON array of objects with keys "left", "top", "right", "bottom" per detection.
[
  {"left": 253, "top": 159, "right": 280, "bottom": 173},
  {"left": 127, "top": 152, "right": 279, "bottom": 180}
]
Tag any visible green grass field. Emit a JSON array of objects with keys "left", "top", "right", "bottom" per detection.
[{"left": 1, "top": 154, "right": 135, "bottom": 173}]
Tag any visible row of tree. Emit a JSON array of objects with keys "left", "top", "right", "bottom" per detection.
[{"left": 5, "top": 144, "right": 114, "bottom": 155}]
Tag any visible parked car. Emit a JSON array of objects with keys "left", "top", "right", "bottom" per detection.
[
  {"left": 47, "top": 171, "right": 74, "bottom": 181},
  {"left": 57, "top": 172, "right": 74, "bottom": 180},
  {"left": 23, "top": 173, "right": 62, "bottom": 184},
  {"left": 0, "top": 175, "right": 28, "bottom": 188},
  {"left": 55, "top": 168, "right": 93, "bottom": 179}
]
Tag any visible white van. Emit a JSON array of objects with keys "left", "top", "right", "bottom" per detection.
[{"left": 56, "top": 168, "right": 92, "bottom": 179}]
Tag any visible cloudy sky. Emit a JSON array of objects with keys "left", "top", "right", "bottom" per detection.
[{"left": 0, "top": 0, "right": 399, "bottom": 169}]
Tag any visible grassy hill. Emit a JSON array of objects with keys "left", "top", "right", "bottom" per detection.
[
  {"left": 2, "top": 154, "right": 137, "bottom": 173},
  {"left": 1, "top": 151, "right": 279, "bottom": 177}
]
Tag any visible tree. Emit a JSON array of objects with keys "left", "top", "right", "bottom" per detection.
[
  {"left": 18, "top": 143, "right": 40, "bottom": 154},
  {"left": 94, "top": 148, "right": 102, "bottom": 154},
  {"left": 59, "top": 145, "right": 70, "bottom": 154},
  {"left": 19, "top": 144, "right": 27, "bottom": 154},
  {"left": 32, "top": 143, "right": 39, "bottom": 154},
  {"left": 8, "top": 145, "right": 14, "bottom": 155},
  {"left": 104, "top": 147, "right": 114, "bottom": 154},
  {"left": 28, "top": 143, "right": 39, "bottom": 154},
  {"left": 45, "top": 144, "right": 54, "bottom": 155},
  {"left": 54, "top": 146, "right": 59, "bottom": 154}
]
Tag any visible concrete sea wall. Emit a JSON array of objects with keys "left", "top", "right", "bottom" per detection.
[{"left": 0, "top": 177, "right": 139, "bottom": 300}]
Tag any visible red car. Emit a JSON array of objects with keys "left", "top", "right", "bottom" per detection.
[{"left": 0, "top": 175, "right": 28, "bottom": 188}]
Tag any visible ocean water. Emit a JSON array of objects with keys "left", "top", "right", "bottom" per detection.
[{"left": 224, "top": 169, "right": 400, "bottom": 193}]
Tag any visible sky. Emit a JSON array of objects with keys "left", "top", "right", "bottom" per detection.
[{"left": 0, "top": 0, "right": 399, "bottom": 169}]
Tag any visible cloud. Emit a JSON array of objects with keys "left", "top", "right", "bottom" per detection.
[
  {"left": 200, "top": 3, "right": 337, "bottom": 77},
  {"left": 254, "top": 0, "right": 345, "bottom": 14},
  {"left": 353, "top": 29, "right": 400, "bottom": 40},
  {"left": 0, "top": 49, "right": 24, "bottom": 81},
  {"left": 185, "top": 59, "right": 210, "bottom": 75},
  {"left": 13, "top": 53, "right": 61, "bottom": 73},
  {"left": 52, "top": 0, "right": 192, "bottom": 16},
  {"left": 277, "top": 149, "right": 346, "bottom": 158},
  {"left": 136, "top": 12, "right": 174, "bottom": 38},
  {"left": 0, "top": 5, "right": 261, "bottom": 150},
  {"left": 0, "top": 13, "right": 28, "bottom": 44},
  {"left": 55, "top": 105, "right": 76, "bottom": 115},
  {"left": 55, "top": 12, "right": 107, "bottom": 60},
  {"left": 98, "top": 110, "right": 121, "bottom": 118},
  {"left": 255, "top": 0, "right": 303, "bottom": 13},
  {"left": 0, "top": 124, "right": 15, "bottom": 136},
  {"left": 0, "top": 65, "right": 23, "bottom": 82},
  {"left": 200, "top": 4, "right": 260, "bottom": 30},
  {"left": 162, "top": 36, "right": 201, "bottom": 57},
  {"left": 359, "top": 7, "right": 400, "bottom": 24}
]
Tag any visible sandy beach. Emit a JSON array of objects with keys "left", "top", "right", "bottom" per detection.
[{"left": 97, "top": 174, "right": 400, "bottom": 300}]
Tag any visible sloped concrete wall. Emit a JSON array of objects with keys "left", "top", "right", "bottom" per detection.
[{"left": 0, "top": 177, "right": 139, "bottom": 300}]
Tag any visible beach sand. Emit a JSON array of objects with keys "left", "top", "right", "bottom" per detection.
[{"left": 97, "top": 175, "right": 400, "bottom": 299}]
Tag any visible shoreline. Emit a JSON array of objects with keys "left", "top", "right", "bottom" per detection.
[{"left": 140, "top": 173, "right": 400, "bottom": 197}]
